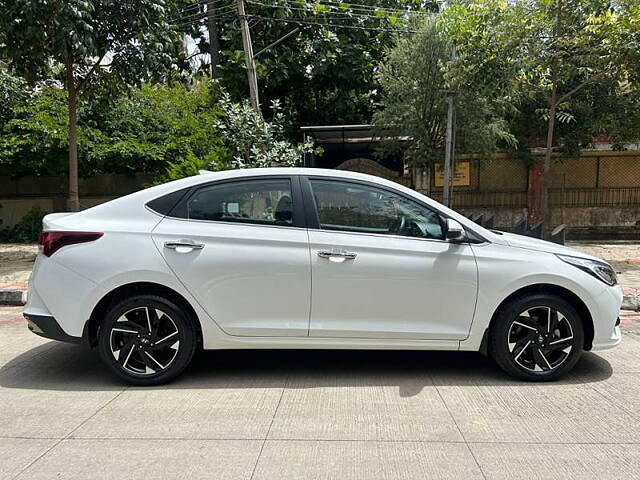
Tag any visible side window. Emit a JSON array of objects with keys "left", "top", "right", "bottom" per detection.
[
  {"left": 186, "top": 179, "right": 294, "bottom": 226},
  {"left": 146, "top": 188, "right": 190, "bottom": 216},
  {"left": 309, "top": 179, "right": 444, "bottom": 240}
]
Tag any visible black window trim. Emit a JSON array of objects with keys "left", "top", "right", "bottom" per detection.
[
  {"left": 300, "top": 175, "right": 488, "bottom": 244},
  {"left": 149, "top": 175, "right": 307, "bottom": 229},
  {"left": 145, "top": 187, "right": 192, "bottom": 218}
]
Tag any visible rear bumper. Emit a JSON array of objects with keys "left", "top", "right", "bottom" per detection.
[{"left": 24, "top": 313, "right": 81, "bottom": 344}]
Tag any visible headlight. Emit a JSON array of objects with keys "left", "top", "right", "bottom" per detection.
[{"left": 557, "top": 254, "right": 617, "bottom": 286}]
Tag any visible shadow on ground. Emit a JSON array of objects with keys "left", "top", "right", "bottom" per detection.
[{"left": 0, "top": 341, "right": 613, "bottom": 395}]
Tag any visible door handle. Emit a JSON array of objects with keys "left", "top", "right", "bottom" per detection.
[
  {"left": 317, "top": 250, "right": 357, "bottom": 260},
  {"left": 164, "top": 240, "right": 205, "bottom": 251}
]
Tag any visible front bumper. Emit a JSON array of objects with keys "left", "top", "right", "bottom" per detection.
[
  {"left": 589, "top": 285, "right": 623, "bottom": 351},
  {"left": 591, "top": 324, "right": 621, "bottom": 351},
  {"left": 24, "top": 313, "right": 81, "bottom": 344}
]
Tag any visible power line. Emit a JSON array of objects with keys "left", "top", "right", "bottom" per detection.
[
  {"left": 247, "top": 0, "right": 427, "bottom": 23},
  {"left": 170, "top": 2, "right": 236, "bottom": 24},
  {"left": 272, "top": 0, "right": 436, "bottom": 17},
  {"left": 174, "top": 14, "right": 235, "bottom": 28},
  {"left": 246, "top": 14, "right": 425, "bottom": 34},
  {"left": 178, "top": 0, "right": 233, "bottom": 15},
  {"left": 171, "top": 9, "right": 235, "bottom": 26},
  {"left": 179, "top": 3, "right": 205, "bottom": 16}
]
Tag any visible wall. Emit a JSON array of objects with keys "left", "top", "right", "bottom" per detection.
[
  {"left": 415, "top": 150, "right": 640, "bottom": 231},
  {"left": 0, "top": 174, "right": 154, "bottom": 228},
  {"left": 335, "top": 157, "right": 412, "bottom": 187}
]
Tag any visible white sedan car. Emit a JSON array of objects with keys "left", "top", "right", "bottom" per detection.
[{"left": 24, "top": 168, "right": 622, "bottom": 385}]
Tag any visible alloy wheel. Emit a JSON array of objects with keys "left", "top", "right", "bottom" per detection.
[
  {"left": 109, "top": 306, "right": 180, "bottom": 376},
  {"left": 508, "top": 306, "right": 575, "bottom": 373}
]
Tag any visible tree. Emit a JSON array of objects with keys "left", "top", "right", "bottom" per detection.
[
  {"left": 0, "top": 78, "right": 229, "bottom": 177},
  {"left": 373, "top": 17, "right": 516, "bottom": 168},
  {"left": 0, "top": 82, "right": 70, "bottom": 175},
  {"left": 509, "top": 76, "right": 640, "bottom": 157},
  {"left": 441, "top": 0, "right": 640, "bottom": 224},
  {"left": 0, "top": 68, "right": 30, "bottom": 128},
  {"left": 172, "top": 0, "right": 440, "bottom": 134},
  {"left": 96, "top": 80, "right": 228, "bottom": 174},
  {"left": 216, "top": 92, "right": 316, "bottom": 168},
  {"left": 0, "top": 0, "right": 180, "bottom": 210}
]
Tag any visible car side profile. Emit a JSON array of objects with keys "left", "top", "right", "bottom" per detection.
[{"left": 24, "top": 168, "right": 622, "bottom": 385}]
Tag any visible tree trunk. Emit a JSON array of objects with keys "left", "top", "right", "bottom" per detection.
[
  {"left": 65, "top": 59, "right": 80, "bottom": 212},
  {"left": 207, "top": 0, "right": 221, "bottom": 79},
  {"left": 528, "top": 0, "right": 562, "bottom": 227},
  {"left": 542, "top": 84, "right": 557, "bottom": 214},
  {"left": 528, "top": 86, "right": 557, "bottom": 226}
]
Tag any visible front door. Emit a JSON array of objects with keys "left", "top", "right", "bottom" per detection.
[
  {"left": 305, "top": 178, "right": 478, "bottom": 340},
  {"left": 152, "top": 176, "right": 311, "bottom": 337}
]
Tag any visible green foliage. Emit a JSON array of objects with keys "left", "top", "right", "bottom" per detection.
[
  {"left": 514, "top": 79, "right": 640, "bottom": 155},
  {"left": 153, "top": 151, "right": 228, "bottom": 184},
  {"left": 0, "top": 84, "right": 70, "bottom": 175},
  {"left": 0, "top": 206, "right": 47, "bottom": 243},
  {"left": 0, "top": 79, "right": 230, "bottom": 176},
  {"left": 373, "top": 17, "right": 516, "bottom": 166},
  {"left": 0, "top": 69, "right": 29, "bottom": 127},
  {"left": 0, "top": 0, "right": 179, "bottom": 87},
  {"left": 216, "top": 93, "right": 317, "bottom": 169},
  {"left": 176, "top": 0, "right": 439, "bottom": 132},
  {"left": 94, "top": 81, "right": 229, "bottom": 174},
  {"left": 439, "top": 0, "right": 640, "bottom": 153}
]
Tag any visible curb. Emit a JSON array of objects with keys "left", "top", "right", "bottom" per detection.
[
  {"left": 1, "top": 289, "right": 639, "bottom": 312},
  {"left": 623, "top": 294, "right": 640, "bottom": 311},
  {"left": 0, "top": 290, "right": 27, "bottom": 306}
]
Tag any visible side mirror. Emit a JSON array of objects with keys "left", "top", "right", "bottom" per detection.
[{"left": 445, "top": 218, "right": 467, "bottom": 243}]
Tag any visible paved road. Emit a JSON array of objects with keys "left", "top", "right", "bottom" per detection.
[{"left": 1, "top": 306, "right": 640, "bottom": 480}]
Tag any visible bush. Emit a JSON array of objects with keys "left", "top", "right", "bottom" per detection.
[
  {"left": 152, "top": 150, "right": 230, "bottom": 185},
  {"left": 0, "top": 206, "right": 47, "bottom": 243}
]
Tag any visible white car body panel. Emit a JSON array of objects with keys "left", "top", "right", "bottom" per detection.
[
  {"left": 23, "top": 167, "right": 622, "bottom": 357},
  {"left": 308, "top": 229, "right": 478, "bottom": 339},
  {"left": 152, "top": 218, "right": 312, "bottom": 337},
  {"left": 460, "top": 241, "right": 622, "bottom": 351}
]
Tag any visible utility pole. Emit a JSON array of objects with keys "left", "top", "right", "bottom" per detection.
[
  {"left": 442, "top": 45, "right": 456, "bottom": 208},
  {"left": 237, "top": 0, "right": 260, "bottom": 112},
  {"left": 207, "top": 0, "right": 221, "bottom": 79}
]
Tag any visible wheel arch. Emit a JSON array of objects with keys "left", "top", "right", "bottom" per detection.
[
  {"left": 480, "top": 283, "right": 594, "bottom": 354},
  {"left": 85, "top": 282, "right": 203, "bottom": 349}
]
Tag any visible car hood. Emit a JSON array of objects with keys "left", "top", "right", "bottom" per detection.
[{"left": 494, "top": 231, "right": 603, "bottom": 262}]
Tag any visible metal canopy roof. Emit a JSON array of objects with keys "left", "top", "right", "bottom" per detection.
[
  {"left": 300, "top": 124, "right": 405, "bottom": 173},
  {"left": 301, "top": 124, "right": 377, "bottom": 145}
]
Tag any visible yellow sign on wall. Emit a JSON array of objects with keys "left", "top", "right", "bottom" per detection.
[{"left": 434, "top": 161, "right": 470, "bottom": 187}]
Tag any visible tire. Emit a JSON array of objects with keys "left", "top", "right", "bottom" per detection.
[
  {"left": 97, "top": 294, "right": 197, "bottom": 386},
  {"left": 489, "top": 293, "right": 584, "bottom": 381}
]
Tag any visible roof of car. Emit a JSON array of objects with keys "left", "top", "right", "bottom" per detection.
[
  {"left": 196, "top": 167, "right": 382, "bottom": 180},
  {"left": 162, "top": 167, "right": 404, "bottom": 192}
]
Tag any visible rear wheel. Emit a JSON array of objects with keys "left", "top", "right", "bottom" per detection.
[
  {"left": 97, "top": 295, "right": 197, "bottom": 386},
  {"left": 490, "top": 294, "right": 584, "bottom": 381}
]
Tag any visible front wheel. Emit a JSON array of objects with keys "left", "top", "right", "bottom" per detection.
[
  {"left": 490, "top": 294, "right": 584, "bottom": 381},
  {"left": 97, "top": 295, "right": 197, "bottom": 386}
]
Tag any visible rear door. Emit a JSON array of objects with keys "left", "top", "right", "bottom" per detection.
[
  {"left": 303, "top": 177, "right": 478, "bottom": 340},
  {"left": 152, "top": 176, "right": 311, "bottom": 337}
]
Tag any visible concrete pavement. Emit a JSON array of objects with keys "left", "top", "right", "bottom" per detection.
[{"left": 1, "top": 306, "right": 640, "bottom": 479}]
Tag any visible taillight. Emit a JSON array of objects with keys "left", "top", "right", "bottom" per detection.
[{"left": 38, "top": 231, "right": 103, "bottom": 257}]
